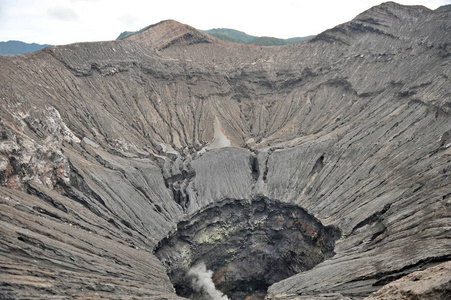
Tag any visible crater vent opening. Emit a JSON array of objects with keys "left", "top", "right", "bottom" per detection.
[{"left": 154, "top": 197, "right": 341, "bottom": 300}]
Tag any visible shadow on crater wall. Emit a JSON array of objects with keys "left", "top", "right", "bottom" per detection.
[{"left": 154, "top": 197, "right": 341, "bottom": 300}]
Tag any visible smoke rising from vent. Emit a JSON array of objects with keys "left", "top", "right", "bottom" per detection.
[{"left": 188, "top": 262, "right": 229, "bottom": 300}]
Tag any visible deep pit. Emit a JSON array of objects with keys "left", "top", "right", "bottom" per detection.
[{"left": 154, "top": 197, "right": 341, "bottom": 300}]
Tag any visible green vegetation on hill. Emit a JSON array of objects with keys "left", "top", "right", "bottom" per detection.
[
  {"left": 202, "top": 28, "right": 256, "bottom": 44},
  {"left": 250, "top": 36, "right": 286, "bottom": 46},
  {"left": 0, "top": 41, "right": 51, "bottom": 55},
  {"left": 436, "top": 4, "right": 451, "bottom": 11},
  {"left": 116, "top": 31, "right": 136, "bottom": 40},
  {"left": 202, "top": 28, "right": 314, "bottom": 46}
]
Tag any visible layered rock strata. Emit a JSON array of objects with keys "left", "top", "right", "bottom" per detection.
[{"left": 0, "top": 2, "right": 450, "bottom": 299}]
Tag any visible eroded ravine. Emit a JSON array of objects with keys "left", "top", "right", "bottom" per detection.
[
  {"left": 154, "top": 197, "right": 341, "bottom": 300},
  {"left": 0, "top": 3, "right": 450, "bottom": 300}
]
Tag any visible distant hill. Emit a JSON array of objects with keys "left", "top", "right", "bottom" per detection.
[
  {"left": 0, "top": 40, "right": 51, "bottom": 55},
  {"left": 436, "top": 4, "right": 451, "bottom": 11},
  {"left": 285, "top": 36, "right": 316, "bottom": 44},
  {"left": 250, "top": 35, "right": 315, "bottom": 46},
  {"left": 203, "top": 28, "right": 314, "bottom": 45},
  {"left": 116, "top": 31, "right": 136, "bottom": 40},
  {"left": 202, "top": 28, "right": 257, "bottom": 44},
  {"left": 250, "top": 36, "right": 286, "bottom": 46},
  {"left": 117, "top": 27, "right": 314, "bottom": 46}
]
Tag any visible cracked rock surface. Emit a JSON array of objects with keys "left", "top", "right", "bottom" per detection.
[
  {"left": 0, "top": 2, "right": 450, "bottom": 299},
  {"left": 154, "top": 197, "right": 341, "bottom": 300}
]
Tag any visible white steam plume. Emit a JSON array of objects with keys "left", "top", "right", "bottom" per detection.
[{"left": 188, "top": 262, "right": 229, "bottom": 300}]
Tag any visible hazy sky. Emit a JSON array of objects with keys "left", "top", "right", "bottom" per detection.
[{"left": 1, "top": 0, "right": 450, "bottom": 45}]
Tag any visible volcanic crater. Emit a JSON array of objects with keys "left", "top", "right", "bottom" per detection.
[
  {"left": 0, "top": 2, "right": 450, "bottom": 300},
  {"left": 154, "top": 197, "right": 341, "bottom": 299}
]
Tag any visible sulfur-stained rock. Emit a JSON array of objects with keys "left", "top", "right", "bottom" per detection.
[{"left": 154, "top": 197, "right": 341, "bottom": 300}]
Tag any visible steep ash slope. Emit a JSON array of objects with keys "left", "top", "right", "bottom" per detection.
[{"left": 0, "top": 2, "right": 450, "bottom": 299}]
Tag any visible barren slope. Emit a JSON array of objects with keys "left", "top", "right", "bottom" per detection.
[{"left": 0, "top": 2, "right": 450, "bottom": 299}]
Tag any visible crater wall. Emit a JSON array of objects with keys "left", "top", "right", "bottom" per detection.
[{"left": 0, "top": 2, "right": 450, "bottom": 299}]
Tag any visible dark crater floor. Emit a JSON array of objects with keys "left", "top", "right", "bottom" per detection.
[{"left": 154, "top": 197, "right": 341, "bottom": 300}]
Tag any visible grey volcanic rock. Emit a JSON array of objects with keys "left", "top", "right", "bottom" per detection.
[
  {"left": 363, "top": 261, "right": 451, "bottom": 300},
  {"left": 0, "top": 2, "right": 450, "bottom": 300},
  {"left": 154, "top": 197, "right": 340, "bottom": 299},
  {"left": 123, "top": 20, "right": 221, "bottom": 50}
]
